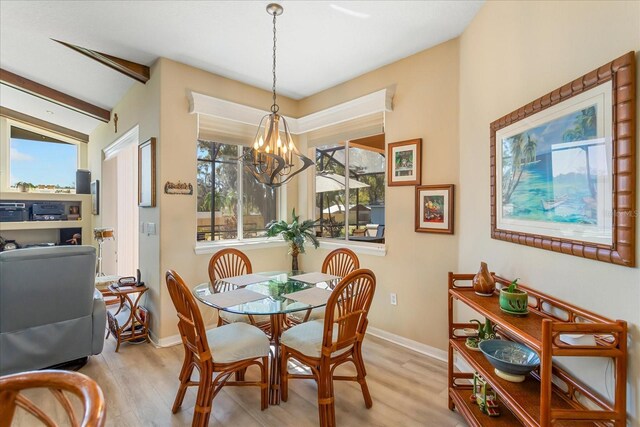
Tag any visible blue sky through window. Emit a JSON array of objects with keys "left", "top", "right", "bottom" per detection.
[{"left": 10, "top": 138, "right": 78, "bottom": 188}]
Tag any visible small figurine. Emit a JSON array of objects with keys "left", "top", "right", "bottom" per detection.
[
  {"left": 465, "top": 318, "right": 496, "bottom": 351},
  {"left": 470, "top": 372, "right": 500, "bottom": 417}
]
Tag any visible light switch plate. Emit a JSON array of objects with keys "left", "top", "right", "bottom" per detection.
[{"left": 147, "top": 223, "right": 156, "bottom": 235}]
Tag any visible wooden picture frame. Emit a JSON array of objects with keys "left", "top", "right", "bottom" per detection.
[
  {"left": 90, "top": 180, "right": 99, "bottom": 215},
  {"left": 491, "top": 52, "right": 635, "bottom": 267},
  {"left": 138, "top": 138, "right": 156, "bottom": 207},
  {"left": 388, "top": 138, "right": 421, "bottom": 186},
  {"left": 415, "top": 184, "right": 454, "bottom": 234}
]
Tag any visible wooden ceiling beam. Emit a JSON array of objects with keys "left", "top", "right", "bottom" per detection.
[
  {"left": 53, "top": 39, "right": 150, "bottom": 84},
  {"left": 0, "top": 107, "right": 89, "bottom": 143},
  {"left": 0, "top": 68, "right": 111, "bottom": 122}
]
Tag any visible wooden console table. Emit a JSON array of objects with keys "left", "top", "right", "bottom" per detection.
[
  {"left": 447, "top": 272, "right": 627, "bottom": 426},
  {"left": 107, "top": 284, "right": 150, "bottom": 352}
]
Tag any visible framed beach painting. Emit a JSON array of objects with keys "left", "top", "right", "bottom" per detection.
[
  {"left": 388, "top": 138, "right": 421, "bottom": 186},
  {"left": 415, "top": 184, "right": 454, "bottom": 234},
  {"left": 491, "top": 52, "right": 636, "bottom": 267}
]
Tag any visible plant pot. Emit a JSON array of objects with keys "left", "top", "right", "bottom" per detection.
[
  {"left": 17, "top": 184, "right": 29, "bottom": 193},
  {"left": 499, "top": 288, "right": 529, "bottom": 314}
]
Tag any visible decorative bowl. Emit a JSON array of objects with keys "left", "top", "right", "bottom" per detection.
[{"left": 478, "top": 340, "right": 540, "bottom": 382}]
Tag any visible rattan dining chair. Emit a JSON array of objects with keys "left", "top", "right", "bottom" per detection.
[
  {"left": 280, "top": 268, "right": 376, "bottom": 427},
  {"left": 166, "top": 270, "right": 269, "bottom": 427},
  {"left": 0, "top": 370, "right": 106, "bottom": 427},
  {"left": 288, "top": 248, "right": 360, "bottom": 324},
  {"left": 208, "top": 248, "right": 271, "bottom": 333}
]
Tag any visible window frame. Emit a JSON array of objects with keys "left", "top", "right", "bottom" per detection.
[
  {"left": 196, "top": 139, "right": 281, "bottom": 245},
  {"left": 312, "top": 140, "right": 386, "bottom": 251},
  {"left": 1, "top": 119, "right": 82, "bottom": 193}
]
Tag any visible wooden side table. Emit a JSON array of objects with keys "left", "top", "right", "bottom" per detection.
[{"left": 106, "top": 284, "right": 150, "bottom": 352}]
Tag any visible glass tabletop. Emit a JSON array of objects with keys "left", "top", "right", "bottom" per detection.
[{"left": 193, "top": 271, "right": 335, "bottom": 316}]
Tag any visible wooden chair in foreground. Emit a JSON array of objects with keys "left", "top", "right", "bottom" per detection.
[
  {"left": 0, "top": 370, "right": 106, "bottom": 427},
  {"left": 280, "top": 269, "right": 376, "bottom": 427},
  {"left": 165, "top": 270, "right": 269, "bottom": 427},
  {"left": 208, "top": 248, "right": 271, "bottom": 334},
  {"left": 289, "top": 248, "right": 360, "bottom": 324}
]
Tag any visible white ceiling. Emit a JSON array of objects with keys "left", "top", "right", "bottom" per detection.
[{"left": 0, "top": 1, "right": 483, "bottom": 133}]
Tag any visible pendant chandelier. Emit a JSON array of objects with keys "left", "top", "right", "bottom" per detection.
[{"left": 243, "top": 3, "right": 314, "bottom": 187}]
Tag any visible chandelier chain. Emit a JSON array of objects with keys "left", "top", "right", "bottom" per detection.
[{"left": 271, "top": 11, "right": 278, "bottom": 113}]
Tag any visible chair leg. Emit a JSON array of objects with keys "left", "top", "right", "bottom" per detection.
[
  {"left": 260, "top": 356, "right": 269, "bottom": 410},
  {"left": 317, "top": 361, "right": 336, "bottom": 427},
  {"left": 280, "top": 348, "right": 289, "bottom": 402},
  {"left": 235, "top": 367, "right": 246, "bottom": 381},
  {"left": 354, "top": 347, "right": 372, "bottom": 409},
  {"left": 172, "top": 352, "right": 195, "bottom": 413},
  {"left": 193, "top": 365, "right": 214, "bottom": 427}
]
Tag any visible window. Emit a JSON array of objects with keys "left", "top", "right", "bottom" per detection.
[
  {"left": 315, "top": 135, "right": 386, "bottom": 243},
  {"left": 197, "top": 140, "right": 277, "bottom": 242},
  {"left": 9, "top": 127, "right": 78, "bottom": 193}
]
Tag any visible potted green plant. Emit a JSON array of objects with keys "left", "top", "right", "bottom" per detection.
[
  {"left": 266, "top": 209, "right": 319, "bottom": 271},
  {"left": 499, "top": 278, "right": 529, "bottom": 315},
  {"left": 15, "top": 182, "right": 34, "bottom": 192}
]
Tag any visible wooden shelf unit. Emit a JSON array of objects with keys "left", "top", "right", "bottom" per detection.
[{"left": 447, "top": 273, "right": 627, "bottom": 427}]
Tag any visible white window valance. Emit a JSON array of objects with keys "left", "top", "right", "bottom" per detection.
[{"left": 188, "top": 87, "right": 393, "bottom": 136}]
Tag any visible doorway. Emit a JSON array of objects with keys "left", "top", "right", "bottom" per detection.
[{"left": 102, "top": 126, "right": 139, "bottom": 276}]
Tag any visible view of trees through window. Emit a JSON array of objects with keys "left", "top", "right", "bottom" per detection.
[
  {"left": 9, "top": 127, "right": 78, "bottom": 193},
  {"left": 197, "top": 140, "right": 276, "bottom": 241},
  {"left": 315, "top": 140, "right": 385, "bottom": 242}
]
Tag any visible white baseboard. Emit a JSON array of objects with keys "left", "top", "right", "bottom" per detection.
[
  {"left": 151, "top": 326, "right": 469, "bottom": 371},
  {"left": 149, "top": 332, "right": 182, "bottom": 348},
  {"left": 367, "top": 326, "right": 448, "bottom": 362}
]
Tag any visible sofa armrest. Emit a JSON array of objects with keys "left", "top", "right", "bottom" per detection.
[{"left": 92, "top": 290, "right": 106, "bottom": 354}]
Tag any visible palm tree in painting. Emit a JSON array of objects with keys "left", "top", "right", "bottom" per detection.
[
  {"left": 503, "top": 132, "right": 538, "bottom": 204},
  {"left": 563, "top": 106, "right": 597, "bottom": 198}
]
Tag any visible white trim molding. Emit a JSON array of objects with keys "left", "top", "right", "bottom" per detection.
[
  {"left": 149, "top": 331, "right": 182, "bottom": 348},
  {"left": 194, "top": 238, "right": 288, "bottom": 255},
  {"left": 103, "top": 125, "right": 139, "bottom": 160},
  {"left": 318, "top": 239, "right": 386, "bottom": 257},
  {"left": 188, "top": 88, "right": 394, "bottom": 135},
  {"left": 367, "top": 326, "right": 448, "bottom": 362}
]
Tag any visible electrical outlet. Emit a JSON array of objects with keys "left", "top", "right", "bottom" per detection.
[{"left": 390, "top": 293, "right": 397, "bottom": 305}]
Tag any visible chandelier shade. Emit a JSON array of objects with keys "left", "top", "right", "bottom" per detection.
[{"left": 243, "top": 3, "right": 314, "bottom": 187}]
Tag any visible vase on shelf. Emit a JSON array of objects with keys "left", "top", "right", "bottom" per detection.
[{"left": 472, "top": 262, "right": 495, "bottom": 297}]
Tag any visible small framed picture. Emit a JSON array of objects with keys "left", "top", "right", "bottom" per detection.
[
  {"left": 138, "top": 138, "right": 156, "bottom": 207},
  {"left": 415, "top": 184, "right": 454, "bottom": 234},
  {"left": 387, "top": 138, "right": 421, "bottom": 186},
  {"left": 91, "top": 180, "right": 100, "bottom": 215}
]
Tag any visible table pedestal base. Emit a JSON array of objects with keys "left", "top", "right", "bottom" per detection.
[{"left": 269, "top": 313, "right": 285, "bottom": 405}]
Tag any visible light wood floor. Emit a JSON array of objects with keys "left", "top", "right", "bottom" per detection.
[{"left": 12, "top": 333, "right": 466, "bottom": 426}]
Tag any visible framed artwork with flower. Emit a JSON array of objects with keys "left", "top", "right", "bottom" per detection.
[{"left": 415, "top": 184, "right": 454, "bottom": 234}]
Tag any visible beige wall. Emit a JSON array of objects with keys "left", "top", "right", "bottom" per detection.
[
  {"left": 298, "top": 39, "right": 460, "bottom": 351},
  {"left": 89, "top": 61, "right": 161, "bottom": 334},
  {"left": 458, "top": 0, "right": 640, "bottom": 421},
  {"left": 156, "top": 58, "right": 296, "bottom": 338}
]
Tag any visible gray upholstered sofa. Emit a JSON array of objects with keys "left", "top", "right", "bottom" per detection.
[{"left": 0, "top": 246, "right": 106, "bottom": 375}]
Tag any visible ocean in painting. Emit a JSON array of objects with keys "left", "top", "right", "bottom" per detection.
[{"left": 501, "top": 104, "right": 606, "bottom": 225}]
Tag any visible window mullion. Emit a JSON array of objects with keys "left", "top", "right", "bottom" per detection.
[
  {"left": 237, "top": 144, "right": 244, "bottom": 240},
  {"left": 345, "top": 141, "right": 350, "bottom": 240}
]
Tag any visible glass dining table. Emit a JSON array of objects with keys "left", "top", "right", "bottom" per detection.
[{"left": 193, "top": 271, "right": 335, "bottom": 405}]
